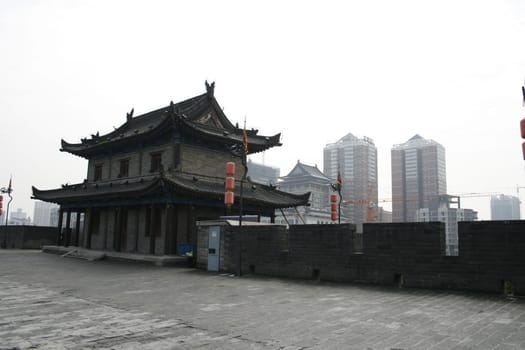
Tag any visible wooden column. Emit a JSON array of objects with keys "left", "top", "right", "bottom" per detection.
[
  {"left": 85, "top": 209, "right": 92, "bottom": 249},
  {"left": 134, "top": 207, "right": 140, "bottom": 253},
  {"left": 64, "top": 210, "right": 72, "bottom": 247},
  {"left": 74, "top": 212, "right": 81, "bottom": 247},
  {"left": 164, "top": 204, "right": 171, "bottom": 255},
  {"left": 56, "top": 208, "right": 64, "bottom": 246},
  {"left": 114, "top": 207, "right": 121, "bottom": 252},
  {"left": 171, "top": 205, "right": 179, "bottom": 255},
  {"left": 149, "top": 205, "right": 155, "bottom": 255}
]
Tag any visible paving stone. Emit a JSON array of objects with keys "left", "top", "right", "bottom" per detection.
[{"left": 1, "top": 250, "right": 525, "bottom": 349}]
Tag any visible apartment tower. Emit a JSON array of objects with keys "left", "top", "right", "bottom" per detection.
[
  {"left": 391, "top": 135, "right": 447, "bottom": 222},
  {"left": 323, "top": 133, "right": 378, "bottom": 224}
]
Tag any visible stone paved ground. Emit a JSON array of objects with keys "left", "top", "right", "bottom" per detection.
[{"left": 1, "top": 250, "right": 525, "bottom": 349}]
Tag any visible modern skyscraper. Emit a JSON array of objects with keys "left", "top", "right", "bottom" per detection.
[
  {"left": 490, "top": 195, "right": 520, "bottom": 220},
  {"left": 391, "top": 135, "right": 447, "bottom": 222},
  {"left": 323, "top": 133, "right": 378, "bottom": 225}
]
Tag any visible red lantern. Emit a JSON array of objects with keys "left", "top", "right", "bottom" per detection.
[
  {"left": 224, "top": 191, "right": 234, "bottom": 207},
  {"left": 330, "top": 194, "right": 337, "bottom": 221},
  {"left": 226, "top": 162, "right": 236, "bottom": 176},
  {"left": 224, "top": 162, "right": 237, "bottom": 208},
  {"left": 522, "top": 118, "right": 525, "bottom": 160},
  {"left": 225, "top": 176, "right": 235, "bottom": 191}
]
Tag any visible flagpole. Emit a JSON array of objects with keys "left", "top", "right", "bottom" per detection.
[
  {"left": 1, "top": 177, "right": 13, "bottom": 248},
  {"left": 5, "top": 177, "right": 12, "bottom": 226},
  {"left": 237, "top": 117, "right": 249, "bottom": 276}
]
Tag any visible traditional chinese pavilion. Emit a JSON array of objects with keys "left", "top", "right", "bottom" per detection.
[{"left": 32, "top": 82, "right": 309, "bottom": 255}]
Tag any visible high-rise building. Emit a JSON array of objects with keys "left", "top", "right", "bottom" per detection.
[
  {"left": 490, "top": 195, "right": 520, "bottom": 220},
  {"left": 9, "top": 208, "right": 31, "bottom": 225},
  {"left": 391, "top": 135, "right": 447, "bottom": 222},
  {"left": 33, "top": 200, "right": 59, "bottom": 226},
  {"left": 377, "top": 207, "right": 393, "bottom": 223},
  {"left": 415, "top": 195, "right": 478, "bottom": 255},
  {"left": 323, "top": 133, "right": 378, "bottom": 225}
]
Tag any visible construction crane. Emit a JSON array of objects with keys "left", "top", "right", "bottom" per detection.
[{"left": 341, "top": 190, "right": 524, "bottom": 223}]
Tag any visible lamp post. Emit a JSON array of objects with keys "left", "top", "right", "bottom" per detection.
[
  {"left": 227, "top": 142, "right": 249, "bottom": 276},
  {"left": 1, "top": 182, "right": 13, "bottom": 248},
  {"left": 330, "top": 172, "right": 342, "bottom": 224}
]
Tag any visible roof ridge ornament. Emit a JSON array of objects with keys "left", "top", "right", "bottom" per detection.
[
  {"left": 126, "top": 108, "right": 134, "bottom": 122},
  {"left": 205, "top": 80, "right": 215, "bottom": 98}
]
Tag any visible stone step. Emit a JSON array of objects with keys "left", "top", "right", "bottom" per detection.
[{"left": 60, "top": 249, "right": 106, "bottom": 261}]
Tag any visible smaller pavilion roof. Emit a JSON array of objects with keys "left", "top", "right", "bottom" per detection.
[{"left": 280, "top": 161, "right": 332, "bottom": 183}]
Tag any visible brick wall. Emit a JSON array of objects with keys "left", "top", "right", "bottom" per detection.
[
  {"left": 199, "top": 220, "right": 525, "bottom": 295},
  {"left": 180, "top": 144, "right": 245, "bottom": 180},
  {"left": 87, "top": 144, "right": 174, "bottom": 182},
  {"left": 457, "top": 221, "right": 525, "bottom": 295},
  {"left": 0, "top": 226, "right": 56, "bottom": 249}
]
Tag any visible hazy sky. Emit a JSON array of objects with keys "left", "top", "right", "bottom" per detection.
[{"left": 1, "top": 0, "right": 525, "bottom": 220}]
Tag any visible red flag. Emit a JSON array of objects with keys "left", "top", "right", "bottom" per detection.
[
  {"left": 242, "top": 127, "right": 248, "bottom": 155},
  {"left": 337, "top": 171, "right": 342, "bottom": 187}
]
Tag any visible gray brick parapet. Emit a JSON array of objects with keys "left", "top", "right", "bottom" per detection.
[{"left": 198, "top": 220, "right": 525, "bottom": 295}]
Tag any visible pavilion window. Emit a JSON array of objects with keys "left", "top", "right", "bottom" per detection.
[
  {"left": 119, "top": 158, "right": 130, "bottom": 178},
  {"left": 150, "top": 152, "right": 163, "bottom": 173},
  {"left": 94, "top": 164, "right": 103, "bottom": 182}
]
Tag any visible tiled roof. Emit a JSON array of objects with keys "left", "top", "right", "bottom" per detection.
[
  {"left": 281, "top": 162, "right": 331, "bottom": 182},
  {"left": 32, "top": 172, "right": 310, "bottom": 209},
  {"left": 61, "top": 83, "right": 281, "bottom": 158}
]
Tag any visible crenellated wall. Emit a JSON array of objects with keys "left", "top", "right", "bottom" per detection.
[
  {"left": 0, "top": 226, "right": 56, "bottom": 249},
  {"left": 197, "top": 220, "right": 525, "bottom": 295}
]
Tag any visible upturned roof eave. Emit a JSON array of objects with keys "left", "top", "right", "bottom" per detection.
[
  {"left": 32, "top": 173, "right": 309, "bottom": 209},
  {"left": 60, "top": 115, "right": 175, "bottom": 157},
  {"left": 178, "top": 118, "right": 281, "bottom": 154}
]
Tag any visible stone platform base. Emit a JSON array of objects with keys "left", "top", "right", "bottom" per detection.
[{"left": 42, "top": 245, "right": 191, "bottom": 267}]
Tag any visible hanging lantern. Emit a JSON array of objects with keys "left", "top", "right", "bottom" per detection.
[
  {"left": 330, "top": 194, "right": 337, "bottom": 221},
  {"left": 225, "top": 162, "right": 236, "bottom": 208},
  {"left": 224, "top": 191, "right": 234, "bottom": 207},
  {"left": 521, "top": 118, "right": 525, "bottom": 160},
  {"left": 226, "top": 162, "right": 236, "bottom": 176},
  {"left": 225, "top": 176, "right": 235, "bottom": 191}
]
